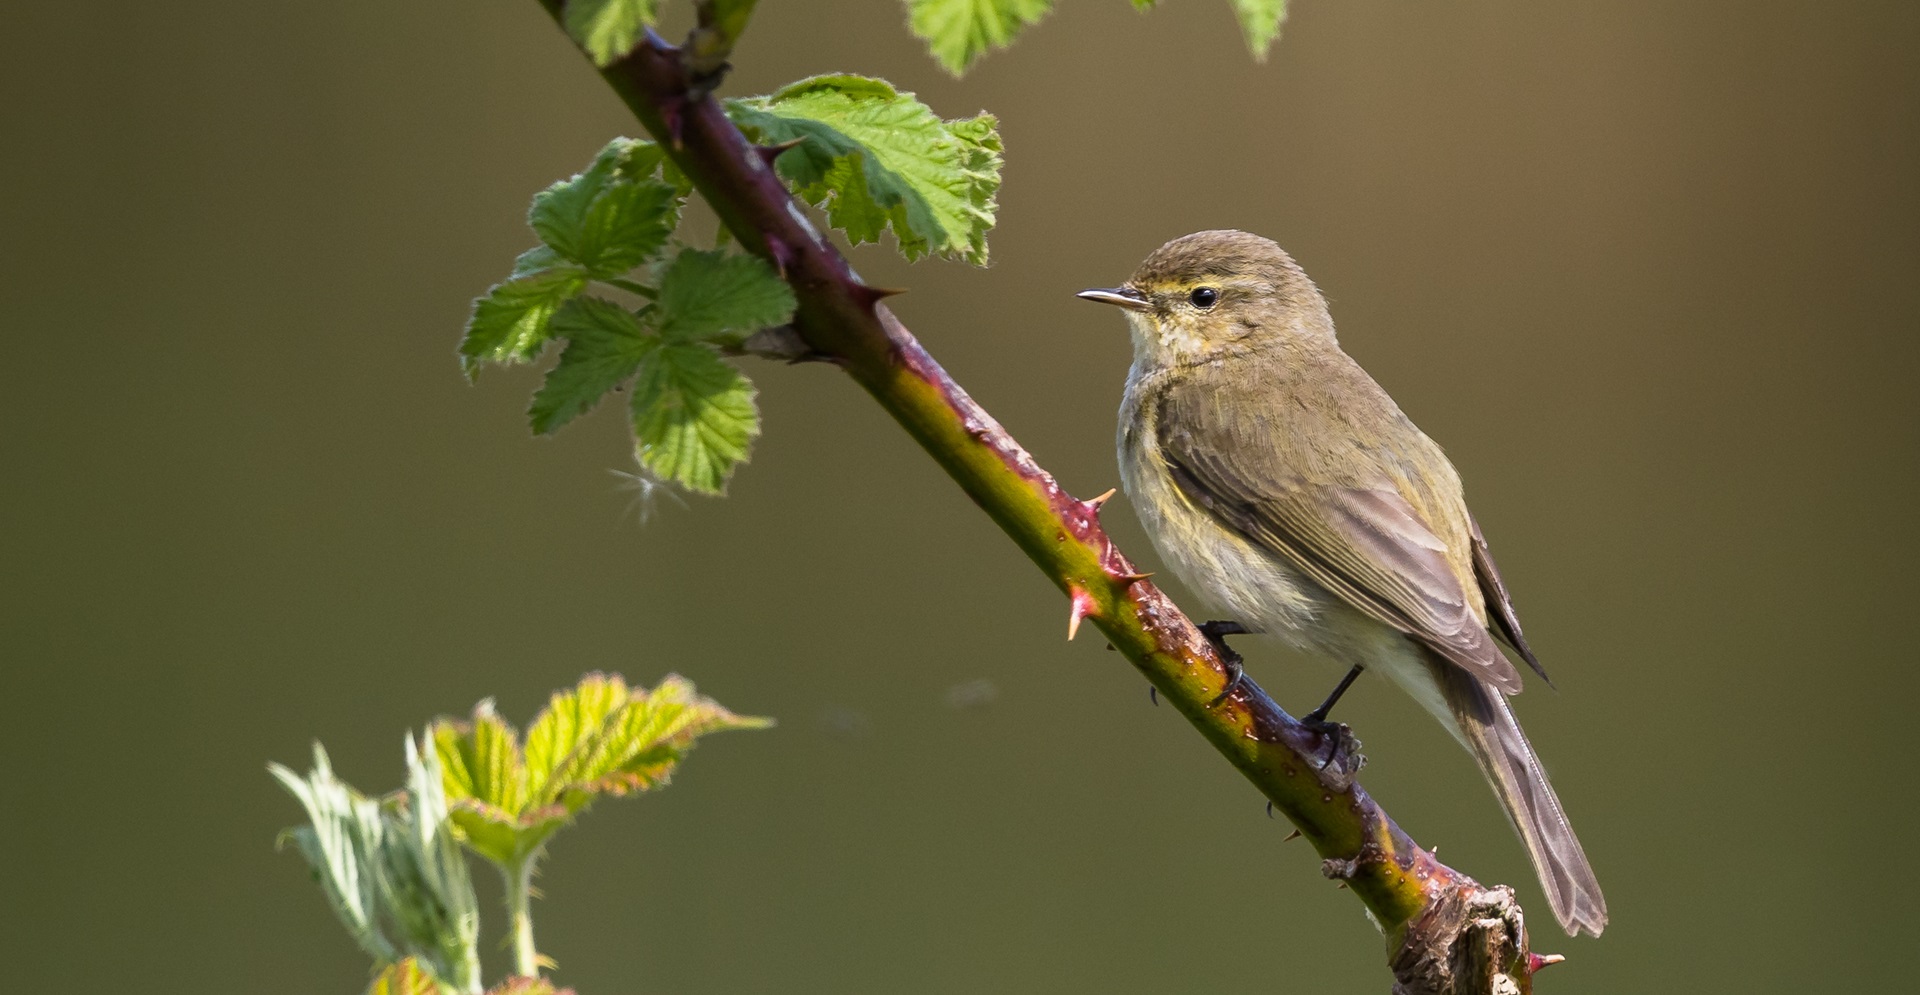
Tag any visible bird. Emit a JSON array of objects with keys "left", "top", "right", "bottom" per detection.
[{"left": 1079, "top": 229, "right": 1607, "bottom": 937}]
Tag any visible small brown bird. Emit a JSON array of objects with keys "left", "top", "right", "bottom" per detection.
[{"left": 1080, "top": 230, "right": 1607, "bottom": 937}]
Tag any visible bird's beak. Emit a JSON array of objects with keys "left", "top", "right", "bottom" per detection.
[{"left": 1076, "top": 286, "right": 1152, "bottom": 312}]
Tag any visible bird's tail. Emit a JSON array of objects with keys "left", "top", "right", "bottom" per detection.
[{"left": 1436, "top": 661, "right": 1609, "bottom": 937}]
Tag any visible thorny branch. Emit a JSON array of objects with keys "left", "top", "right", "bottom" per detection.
[{"left": 525, "top": 5, "right": 1562, "bottom": 991}]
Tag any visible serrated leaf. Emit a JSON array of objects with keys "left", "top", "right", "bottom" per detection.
[
  {"left": 430, "top": 674, "right": 769, "bottom": 867},
  {"left": 528, "top": 165, "right": 677, "bottom": 277},
  {"left": 368, "top": 959, "right": 443, "bottom": 995},
  {"left": 727, "top": 75, "right": 1003, "bottom": 264},
  {"left": 1229, "top": 0, "right": 1288, "bottom": 60},
  {"left": 655, "top": 249, "right": 796, "bottom": 343},
  {"left": 528, "top": 298, "right": 655, "bottom": 434},
  {"left": 564, "top": 0, "right": 660, "bottom": 66},
  {"left": 462, "top": 268, "right": 590, "bottom": 376},
  {"left": 445, "top": 799, "right": 570, "bottom": 867},
  {"left": 524, "top": 673, "right": 632, "bottom": 801},
  {"left": 906, "top": 0, "right": 1054, "bottom": 76},
  {"left": 546, "top": 674, "right": 770, "bottom": 802},
  {"left": 630, "top": 345, "right": 760, "bottom": 494}
]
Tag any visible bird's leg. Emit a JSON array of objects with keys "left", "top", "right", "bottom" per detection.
[
  {"left": 1199, "top": 620, "right": 1253, "bottom": 707},
  {"left": 1301, "top": 664, "right": 1365, "bottom": 725}
]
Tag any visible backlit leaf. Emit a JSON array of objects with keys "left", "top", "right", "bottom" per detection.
[
  {"left": 528, "top": 298, "right": 654, "bottom": 435},
  {"left": 629, "top": 344, "right": 759, "bottom": 494},
  {"left": 1229, "top": 0, "right": 1288, "bottom": 60},
  {"left": 905, "top": 0, "right": 1055, "bottom": 76},
  {"left": 564, "top": 0, "right": 660, "bottom": 67},
  {"left": 727, "top": 75, "right": 1003, "bottom": 264},
  {"left": 655, "top": 249, "right": 796, "bottom": 344}
]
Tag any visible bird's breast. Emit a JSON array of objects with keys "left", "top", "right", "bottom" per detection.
[{"left": 1117, "top": 369, "right": 1324, "bottom": 644}]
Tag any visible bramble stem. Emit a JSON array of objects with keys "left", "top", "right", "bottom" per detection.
[
  {"left": 504, "top": 856, "right": 539, "bottom": 980},
  {"left": 521, "top": 7, "right": 1553, "bottom": 992}
]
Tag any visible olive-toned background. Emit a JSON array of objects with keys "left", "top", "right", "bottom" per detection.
[{"left": 4, "top": 2, "right": 1915, "bottom": 992}]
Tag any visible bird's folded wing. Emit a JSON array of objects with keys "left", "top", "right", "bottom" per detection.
[{"left": 1157, "top": 390, "right": 1524, "bottom": 694}]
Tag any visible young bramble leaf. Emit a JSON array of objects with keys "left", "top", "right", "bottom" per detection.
[
  {"left": 655, "top": 249, "right": 796, "bottom": 344},
  {"left": 528, "top": 162, "right": 678, "bottom": 277},
  {"left": 270, "top": 742, "right": 482, "bottom": 994},
  {"left": 906, "top": 0, "right": 1055, "bottom": 76},
  {"left": 368, "top": 958, "right": 444, "bottom": 995},
  {"left": 462, "top": 268, "right": 590, "bottom": 376},
  {"left": 564, "top": 0, "right": 660, "bottom": 67},
  {"left": 630, "top": 345, "right": 760, "bottom": 494},
  {"left": 1229, "top": 0, "right": 1288, "bottom": 60},
  {"left": 528, "top": 298, "right": 655, "bottom": 435},
  {"left": 727, "top": 75, "right": 1004, "bottom": 264},
  {"left": 463, "top": 139, "right": 682, "bottom": 378},
  {"left": 430, "top": 673, "right": 769, "bottom": 868}
]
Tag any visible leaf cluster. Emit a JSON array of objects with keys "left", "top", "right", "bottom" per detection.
[
  {"left": 464, "top": 74, "right": 1008, "bottom": 495},
  {"left": 271, "top": 673, "right": 768, "bottom": 994},
  {"left": 461, "top": 139, "right": 793, "bottom": 494}
]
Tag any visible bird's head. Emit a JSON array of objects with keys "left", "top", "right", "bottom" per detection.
[{"left": 1078, "top": 229, "right": 1334, "bottom": 366}]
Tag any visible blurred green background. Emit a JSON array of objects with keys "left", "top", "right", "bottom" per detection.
[{"left": 3, "top": 1, "right": 1916, "bottom": 992}]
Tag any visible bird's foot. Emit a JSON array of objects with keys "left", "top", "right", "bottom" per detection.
[
  {"left": 1199, "top": 620, "right": 1254, "bottom": 707},
  {"left": 1298, "top": 716, "right": 1365, "bottom": 787},
  {"left": 1209, "top": 660, "right": 1246, "bottom": 708}
]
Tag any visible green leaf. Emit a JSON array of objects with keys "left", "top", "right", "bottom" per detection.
[
  {"left": 564, "top": 0, "right": 660, "bottom": 66},
  {"left": 528, "top": 298, "right": 655, "bottom": 435},
  {"left": 528, "top": 160, "right": 677, "bottom": 277},
  {"left": 430, "top": 674, "right": 769, "bottom": 867},
  {"left": 270, "top": 742, "right": 481, "bottom": 993},
  {"left": 655, "top": 249, "right": 796, "bottom": 344},
  {"left": 368, "top": 959, "right": 443, "bottom": 995},
  {"left": 905, "top": 0, "right": 1054, "bottom": 76},
  {"left": 1229, "top": 0, "right": 1288, "bottom": 60},
  {"left": 727, "top": 76, "right": 1004, "bottom": 264},
  {"left": 462, "top": 268, "right": 590, "bottom": 376},
  {"left": 705, "top": 0, "right": 761, "bottom": 43},
  {"left": 1130, "top": 0, "right": 1158, "bottom": 9},
  {"left": 630, "top": 345, "right": 760, "bottom": 494}
]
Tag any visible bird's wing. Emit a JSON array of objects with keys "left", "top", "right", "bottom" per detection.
[
  {"left": 1155, "top": 368, "right": 1524, "bottom": 694},
  {"left": 1468, "top": 513, "right": 1552, "bottom": 685}
]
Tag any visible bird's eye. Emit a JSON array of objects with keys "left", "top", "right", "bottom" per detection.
[{"left": 1189, "top": 287, "right": 1219, "bottom": 309}]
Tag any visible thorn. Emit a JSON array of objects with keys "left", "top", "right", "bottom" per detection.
[
  {"left": 1112, "top": 570, "right": 1154, "bottom": 585},
  {"left": 1283, "top": 829, "right": 1302, "bottom": 842},
  {"left": 1066, "top": 586, "right": 1097, "bottom": 640},
  {"left": 1265, "top": 801, "right": 1274, "bottom": 819},
  {"left": 1428, "top": 845, "right": 1438, "bottom": 857},
  {"left": 763, "top": 233, "right": 793, "bottom": 279},
  {"left": 1335, "top": 882, "right": 1348, "bottom": 890},
  {"left": 753, "top": 137, "right": 805, "bottom": 166},
  {"left": 1148, "top": 685, "right": 1157, "bottom": 705},
  {"left": 1528, "top": 953, "right": 1567, "bottom": 974},
  {"left": 1105, "top": 642, "right": 1116, "bottom": 652},
  {"left": 1084, "top": 487, "right": 1117, "bottom": 512},
  {"left": 851, "top": 283, "right": 907, "bottom": 310}
]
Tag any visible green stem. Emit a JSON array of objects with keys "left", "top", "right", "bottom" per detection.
[{"left": 504, "top": 856, "right": 540, "bottom": 979}]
